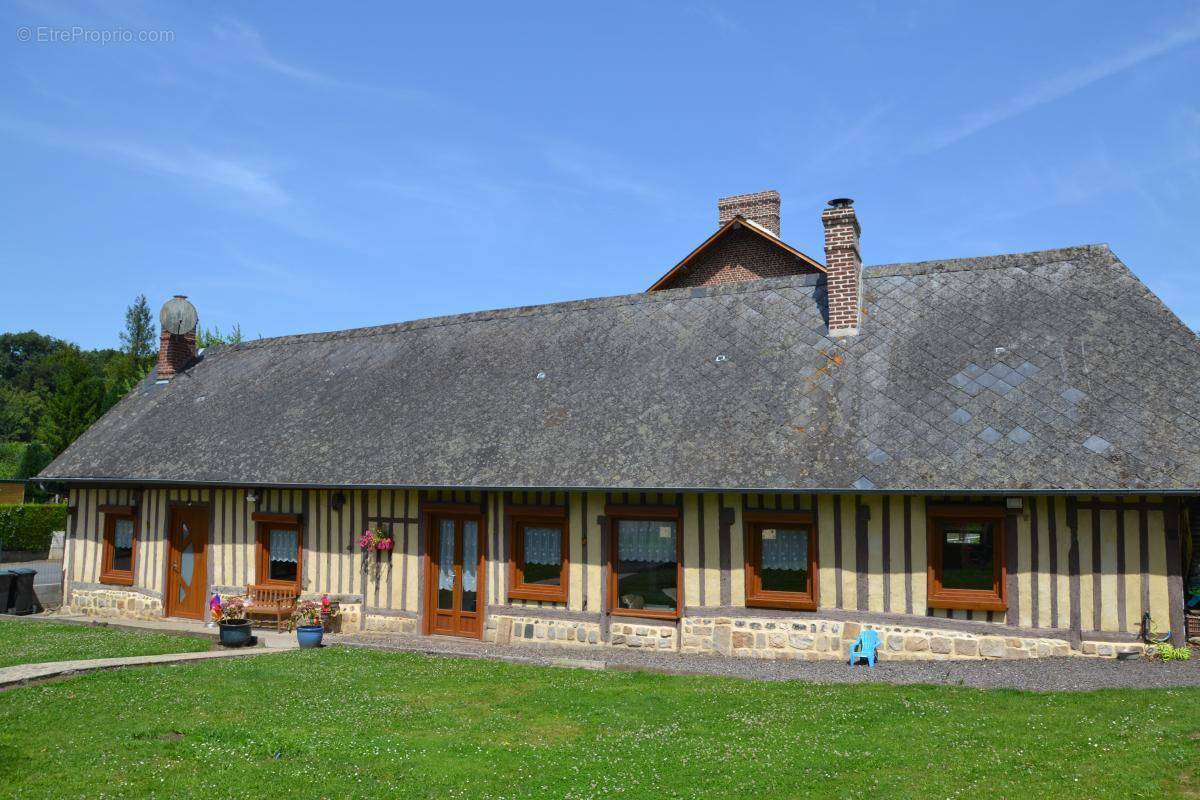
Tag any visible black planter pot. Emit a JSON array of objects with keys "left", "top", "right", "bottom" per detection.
[{"left": 219, "top": 619, "right": 252, "bottom": 647}]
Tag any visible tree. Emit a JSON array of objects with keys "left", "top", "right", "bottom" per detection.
[
  {"left": 0, "top": 385, "right": 43, "bottom": 441},
  {"left": 197, "top": 323, "right": 244, "bottom": 348},
  {"left": 35, "top": 347, "right": 108, "bottom": 456},
  {"left": 120, "top": 294, "right": 155, "bottom": 366},
  {"left": 0, "top": 331, "right": 68, "bottom": 391}
]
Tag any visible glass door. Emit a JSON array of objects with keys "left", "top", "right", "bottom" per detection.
[{"left": 426, "top": 513, "right": 484, "bottom": 637}]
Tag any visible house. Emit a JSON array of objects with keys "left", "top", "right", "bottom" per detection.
[
  {"left": 39, "top": 192, "right": 1200, "bottom": 660},
  {"left": 0, "top": 479, "right": 25, "bottom": 505}
]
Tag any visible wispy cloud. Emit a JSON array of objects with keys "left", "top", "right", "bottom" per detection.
[
  {"left": 542, "top": 140, "right": 668, "bottom": 203},
  {"left": 697, "top": 3, "right": 741, "bottom": 34},
  {"left": 922, "top": 21, "right": 1200, "bottom": 152},
  {"left": 212, "top": 18, "right": 347, "bottom": 89},
  {"left": 0, "top": 116, "right": 292, "bottom": 207}
]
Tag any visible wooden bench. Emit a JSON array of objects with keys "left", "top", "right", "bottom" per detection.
[{"left": 245, "top": 584, "right": 299, "bottom": 632}]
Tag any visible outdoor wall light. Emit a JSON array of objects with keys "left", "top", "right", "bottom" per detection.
[{"left": 331, "top": 491, "right": 346, "bottom": 511}]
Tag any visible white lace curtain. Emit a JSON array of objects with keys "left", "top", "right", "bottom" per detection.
[
  {"left": 438, "top": 522, "right": 455, "bottom": 591},
  {"left": 761, "top": 529, "right": 808, "bottom": 571},
  {"left": 269, "top": 528, "right": 299, "bottom": 563},
  {"left": 114, "top": 519, "right": 134, "bottom": 551},
  {"left": 617, "top": 520, "right": 677, "bottom": 564},
  {"left": 522, "top": 527, "right": 561, "bottom": 566}
]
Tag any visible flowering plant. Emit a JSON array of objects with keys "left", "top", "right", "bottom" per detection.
[
  {"left": 220, "top": 596, "right": 248, "bottom": 621},
  {"left": 360, "top": 525, "right": 394, "bottom": 553},
  {"left": 290, "top": 599, "right": 324, "bottom": 629}
]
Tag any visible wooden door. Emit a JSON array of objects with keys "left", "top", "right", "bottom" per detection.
[
  {"left": 165, "top": 505, "right": 209, "bottom": 620},
  {"left": 425, "top": 513, "right": 485, "bottom": 638}
]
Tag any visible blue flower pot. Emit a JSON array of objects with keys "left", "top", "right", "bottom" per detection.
[
  {"left": 219, "top": 619, "right": 252, "bottom": 647},
  {"left": 296, "top": 625, "right": 324, "bottom": 648}
]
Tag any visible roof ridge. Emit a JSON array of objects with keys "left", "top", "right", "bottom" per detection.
[
  {"left": 866, "top": 243, "right": 1110, "bottom": 277},
  {"left": 214, "top": 243, "right": 1110, "bottom": 354},
  {"left": 215, "top": 273, "right": 824, "bottom": 353}
]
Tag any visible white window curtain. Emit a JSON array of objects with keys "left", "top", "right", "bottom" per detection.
[
  {"left": 761, "top": 529, "right": 807, "bottom": 571},
  {"left": 462, "top": 521, "right": 478, "bottom": 593},
  {"left": 522, "top": 527, "right": 561, "bottom": 566},
  {"left": 269, "top": 528, "right": 299, "bottom": 563},
  {"left": 438, "top": 521, "right": 455, "bottom": 591},
  {"left": 114, "top": 519, "right": 134, "bottom": 550},
  {"left": 617, "top": 520, "right": 677, "bottom": 564}
]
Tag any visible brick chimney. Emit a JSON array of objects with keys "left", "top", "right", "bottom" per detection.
[
  {"left": 717, "top": 190, "right": 781, "bottom": 237},
  {"left": 822, "top": 198, "right": 862, "bottom": 337},
  {"left": 156, "top": 295, "right": 198, "bottom": 380}
]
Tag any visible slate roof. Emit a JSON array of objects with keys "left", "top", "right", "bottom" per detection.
[{"left": 40, "top": 244, "right": 1200, "bottom": 492}]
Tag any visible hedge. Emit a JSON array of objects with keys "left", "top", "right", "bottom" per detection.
[{"left": 0, "top": 504, "right": 67, "bottom": 551}]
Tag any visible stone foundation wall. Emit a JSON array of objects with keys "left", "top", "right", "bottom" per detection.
[
  {"left": 56, "top": 593, "right": 1149, "bottom": 661},
  {"left": 608, "top": 621, "right": 676, "bottom": 650},
  {"left": 66, "top": 589, "right": 163, "bottom": 620},
  {"left": 487, "top": 615, "right": 601, "bottom": 647},
  {"left": 364, "top": 613, "right": 417, "bottom": 634},
  {"left": 681, "top": 616, "right": 1139, "bottom": 660}
]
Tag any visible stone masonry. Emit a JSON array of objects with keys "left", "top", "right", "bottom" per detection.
[
  {"left": 486, "top": 615, "right": 601, "bottom": 647},
  {"left": 58, "top": 594, "right": 1147, "bottom": 660},
  {"left": 66, "top": 589, "right": 163, "bottom": 620}
]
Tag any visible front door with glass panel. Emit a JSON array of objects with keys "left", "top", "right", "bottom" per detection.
[
  {"left": 425, "top": 513, "right": 484, "bottom": 638},
  {"left": 165, "top": 506, "right": 209, "bottom": 620}
]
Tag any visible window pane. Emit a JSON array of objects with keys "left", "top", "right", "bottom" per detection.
[
  {"left": 437, "top": 519, "right": 455, "bottom": 610},
  {"left": 941, "top": 521, "right": 994, "bottom": 590},
  {"left": 616, "top": 520, "right": 677, "bottom": 612},
  {"left": 759, "top": 527, "right": 808, "bottom": 594},
  {"left": 521, "top": 525, "right": 562, "bottom": 586},
  {"left": 112, "top": 518, "right": 134, "bottom": 572},
  {"left": 461, "top": 520, "right": 478, "bottom": 613},
  {"left": 268, "top": 528, "right": 299, "bottom": 582}
]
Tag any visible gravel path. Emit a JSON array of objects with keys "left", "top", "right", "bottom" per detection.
[{"left": 334, "top": 631, "right": 1200, "bottom": 692}]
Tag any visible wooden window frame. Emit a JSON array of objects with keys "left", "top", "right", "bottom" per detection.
[
  {"left": 926, "top": 505, "right": 1007, "bottom": 612},
  {"left": 507, "top": 507, "right": 569, "bottom": 603},
  {"left": 254, "top": 512, "right": 303, "bottom": 590},
  {"left": 606, "top": 504, "right": 683, "bottom": 621},
  {"left": 99, "top": 504, "right": 137, "bottom": 586},
  {"left": 744, "top": 510, "right": 818, "bottom": 611}
]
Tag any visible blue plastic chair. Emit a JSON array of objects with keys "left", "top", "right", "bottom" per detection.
[{"left": 848, "top": 629, "right": 881, "bottom": 667}]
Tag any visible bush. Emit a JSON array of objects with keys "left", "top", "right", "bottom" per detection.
[
  {"left": 1151, "top": 643, "right": 1193, "bottom": 662},
  {"left": 0, "top": 503, "right": 67, "bottom": 551},
  {"left": 0, "top": 442, "right": 54, "bottom": 480},
  {"left": 0, "top": 443, "right": 22, "bottom": 480}
]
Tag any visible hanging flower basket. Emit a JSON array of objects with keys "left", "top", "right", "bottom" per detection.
[{"left": 360, "top": 526, "right": 394, "bottom": 556}]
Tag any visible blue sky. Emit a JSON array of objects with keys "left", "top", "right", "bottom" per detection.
[{"left": 2, "top": 1, "right": 1198, "bottom": 349}]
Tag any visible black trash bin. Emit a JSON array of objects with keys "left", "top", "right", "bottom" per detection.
[
  {"left": 8, "top": 568, "right": 37, "bottom": 615},
  {"left": 0, "top": 570, "right": 14, "bottom": 614}
]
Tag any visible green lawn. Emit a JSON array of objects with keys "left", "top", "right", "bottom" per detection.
[
  {"left": 0, "top": 618, "right": 211, "bottom": 668},
  {"left": 0, "top": 647, "right": 1196, "bottom": 799}
]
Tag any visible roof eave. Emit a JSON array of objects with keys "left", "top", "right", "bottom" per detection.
[{"left": 32, "top": 475, "right": 1200, "bottom": 496}]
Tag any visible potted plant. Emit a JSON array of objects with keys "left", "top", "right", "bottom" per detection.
[
  {"left": 291, "top": 599, "right": 325, "bottom": 648},
  {"left": 216, "top": 596, "right": 252, "bottom": 647}
]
